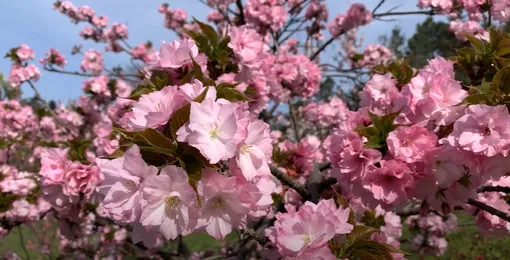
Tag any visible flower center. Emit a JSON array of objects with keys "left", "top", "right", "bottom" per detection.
[
  {"left": 209, "top": 125, "right": 219, "bottom": 139},
  {"left": 303, "top": 233, "right": 311, "bottom": 245},
  {"left": 482, "top": 126, "right": 491, "bottom": 136},
  {"left": 213, "top": 196, "right": 227, "bottom": 209},
  {"left": 165, "top": 196, "right": 180, "bottom": 209},
  {"left": 125, "top": 180, "right": 136, "bottom": 188},
  {"left": 156, "top": 103, "right": 162, "bottom": 112},
  {"left": 240, "top": 144, "right": 252, "bottom": 154}
]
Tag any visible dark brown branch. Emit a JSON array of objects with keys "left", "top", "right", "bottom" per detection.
[
  {"left": 318, "top": 162, "right": 331, "bottom": 171},
  {"left": 373, "top": 10, "right": 435, "bottom": 18},
  {"left": 372, "top": 0, "right": 386, "bottom": 14},
  {"left": 467, "top": 198, "right": 510, "bottom": 222},
  {"left": 240, "top": 228, "right": 268, "bottom": 246},
  {"left": 45, "top": 67, "right": 141, "bottom": 79},
  {"left": 310, "top": 36, "right": 336, "bottom": 60},
  {"left": 236, "top": 0, "right": 245, "bottom": 24},
  {"left": 270, "top": 166, "right": 309, "bottom": 200},
  {"left": 477, "top": 185, "right": 510, "bottom": 193}
]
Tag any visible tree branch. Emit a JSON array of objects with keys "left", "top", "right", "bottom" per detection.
[
  {"left": 372, "top": 0, "right": 386, "bottom": 14},
  {"left": 310, "top": 36, "right": 337, "bottom": 61},
  {"left": 240, "top": 228, "right": 268, "bottom": 246},
  {"left": 45, "top": 66, "right": 140, "bottom": 79},
  {"left": 477, "top": 185, "right": 510, "bottom": 193},
  {"left": 467, "top": 198, "right": 510, "bottom": 222},
  {"left": 270, "top": 166, "right": 309, "bottom": 200},
  {"left": 373, "top": 10, "right": 435, "bottom": 18},
  {"left": 236, "top": 0, "right": 245, "bottom": 24}
]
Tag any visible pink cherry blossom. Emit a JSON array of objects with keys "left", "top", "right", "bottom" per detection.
[
  {"left": 40, "top": 48, "right": 67, "bottom": 67},
  {"left": 365, "top": 160, "right": 413, "bottom": 205},
  {"left": 234, "top": 119, "right": 272, "bottom": 181},
  {"left": 387, "top": 125, "right": 438, "bottom": 163},
  {"left": 266, "top": 199, "right": 352, "bottom": 258},
  {"left": 128, "top": 85, "right": 186, "bottom": 130},
  {"left": 197, "top": 170, "right": 251, "bottom": 239},
  {"left": 178, "top": 79, "right": 217, "bottom": 101},
  {"left": 150, "top": 38, "right": 206, "bottom": 70},
  {"left": 62, "top": 162, "right": 103, "bottom": 197},
  {"left": 141, "top": 165, "right": 199, "bottom": 239},
  {"left": 16, "top": 44, "right": 35, "bottom": 61},
  {"left": 40, "top": 148, "right": 70, "bottom": 184},
  {"left": 329, "top": 3, "right": 372, "bottom": 37},
  {"left": 328, "top": 130, "right": 382, "bottom": 182},
  {"left": 177, "top": 99, "right": 240, "bottom": 164},
  {"left": 96, "top": 145, "right": 159, "bottom": 223},
  {"left": 446, "top": 105, "right": 510, "bottom": 157},
  {"left": 92, "top": 15, "right": 109, "bottom": 28},
  {"left": 80, "top": 49, "right": 104, "bottom": 74}
]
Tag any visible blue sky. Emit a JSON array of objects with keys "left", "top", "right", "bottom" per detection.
[{"left": 0, "top": 0, "right": 436, "bottom": 103}]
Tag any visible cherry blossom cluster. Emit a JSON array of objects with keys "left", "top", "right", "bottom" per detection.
[
  {"left": 80, "top": 49, "right": 104, "bottom": 74},
  {"left": 406, "top": 213, "right": 457, "bottom": 256},
  {"left": 327, "top": 56, "right": 506, "bottom": 212},
  {"left": 5, "top": 44, "right": 41, "bottom": 88},
  {"left": 329, "top": 3, "right": 372, "bottom": 38},
  {"left": 350, "top": 44, "right": 394, "bottom": 69},
  {"left": 263, "top": 52, "right": 322, "bottom": 101},
  {"left": 6, "top": 0, "right": 510, "bottom": 258},
  {"left": 265, "top": 199, "right": 353, "bottom": 258},
  {"left": 418, "top": 0, "right": 510, "bottom": 40},
  {"left": 55, "top": 1, "right": 132, "bottom": 54},
  {"left": 158, "top": 4, "right": 188, "bottom": 31},
  {"left": 301, "top": 97, "right": 349, "bottom": 127},
  {"left": 39, "top": 47, "right": 67, "bottom": 68},
  {"left": 0, "top": 165, "right": 50, "bottom": 233},
  {"left": 467, "top": 176, "right": 510, "bottom": 236},
  {"left": 244, "top": 0, "right": 287, "bottom": 33}
]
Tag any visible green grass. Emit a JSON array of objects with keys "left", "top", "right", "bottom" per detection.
[
  {"left": 402, "top": 213, "right": 510, "bottom": 260},
  {"left": 2, "top": 214, "right": 510, "bottom": 259}
]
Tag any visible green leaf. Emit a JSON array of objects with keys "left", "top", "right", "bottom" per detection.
[
  {"left": 493, "top": 66, "right": 510, "bottom": 94},
  {"left": 150, "top": 70, "right": 174, "bottom": 90},
  {"left": 193, "top": 18, "right": 219, "bottom": 47},
  {"left": 463, "top": 33, "right": 485, "bottom": 52},
  {"left": 457, "top": 93, "right": 494, "bottom": 106},
  {"left": 182, "top": 154, "right": 203, "bottom": 190},
  {"left": 346, "top": 225, "right": 380, "bottom": 244},
  {"left": 216, "top": 86, "right": 252, "bottom": 102},
  {"left": 489, "top": 27, "right": 503, "bottom": 51},
  {"left": 170, "top": 104, "right": 191, "bottom": 137},
  {"left": 348, "top": 241, "right": 394, "bottom": 260},
  {"left": 103, "top": 147, "right": 128, "bottom": 159},
  {"left": 218, "top": 35, "right": 231, "bottom": 51},
  {"left": 170, "top": 86, "right": 210, "bottom": 136},
  {"left": 128, "top": 81, "right": 156, "bottom": 100},
  {"left": 191, "top": 58, "right": 216, "bottom": 86}
]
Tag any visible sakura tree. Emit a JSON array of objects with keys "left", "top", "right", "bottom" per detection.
[{"left": 2, "top": 0, "right": 510, "bottom": 259}]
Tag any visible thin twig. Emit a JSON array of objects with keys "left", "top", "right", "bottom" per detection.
[
  {"left": 373, "top": 10, "right": 435, "bottom": 18},
  {"left": 372, "top": 0, "right": 386, "bottom": 14},
  {"left": 18, "top": 226, "right": 31, "bottom": 260},
  {"left": 310, "top": 36, "right": 336, "bottom": 60},
  {"left": 45, "top": 66, "right": 140, "bottom": 79},
  {"left": 467, "top": 198, "right": 510, "bottom": 222}
]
